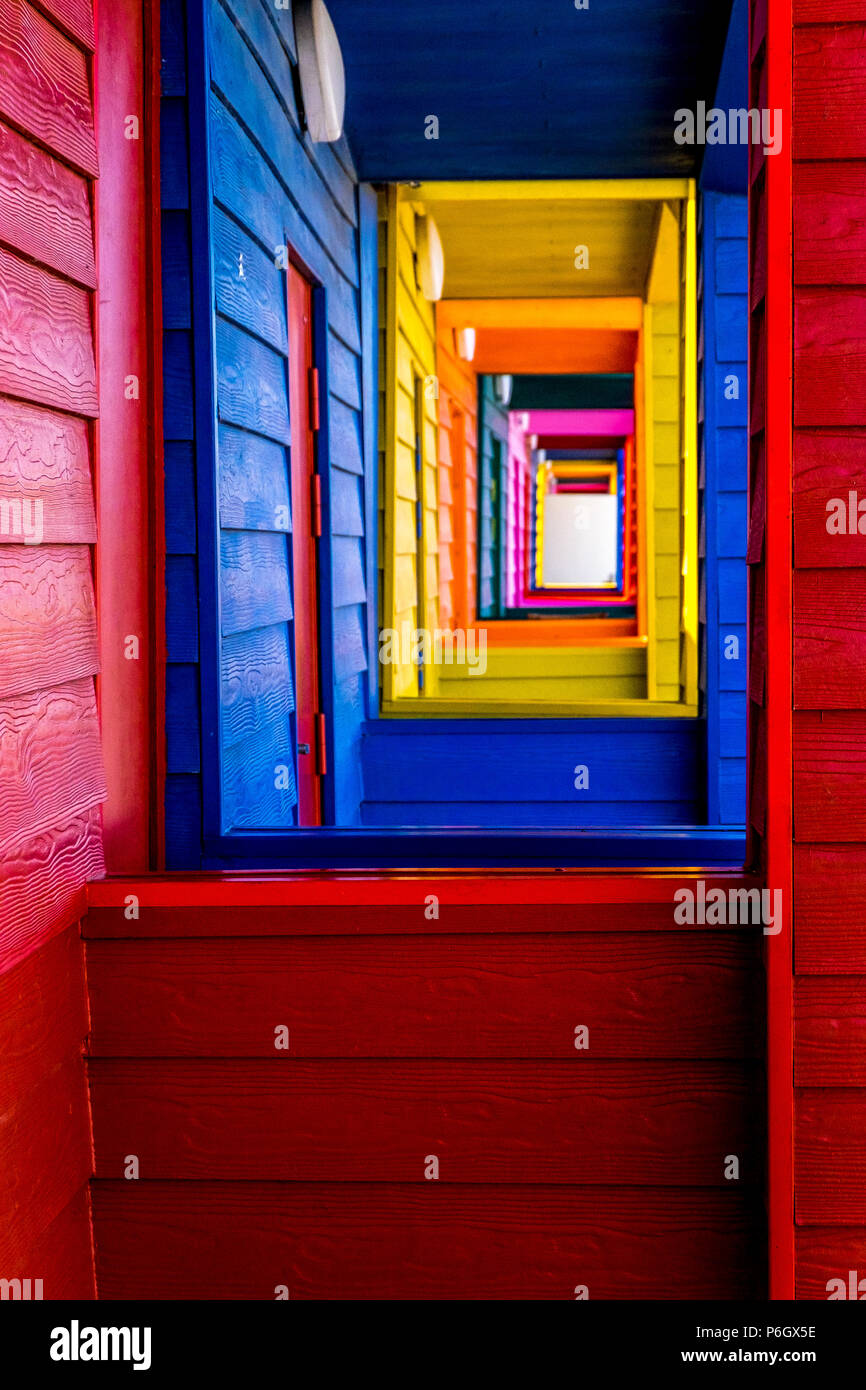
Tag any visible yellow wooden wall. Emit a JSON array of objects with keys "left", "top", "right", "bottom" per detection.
[{"left": 378, "top": 188, "right": 440, "bottom": 699}]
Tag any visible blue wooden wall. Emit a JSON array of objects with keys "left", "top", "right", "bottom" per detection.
[
  {"left": 161, "top": 0, "right": 373, "bottom": 858},
  {"left": 698, "top": 191, "right": 748, "bottom": 824}
]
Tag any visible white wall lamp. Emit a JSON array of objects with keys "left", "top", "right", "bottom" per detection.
[
  {"left": 415, "top": 213, "right": 445, "bottom": 301},
  {"left": 454, "top": 327, "right": 476, "bottom": 362},
  {"left": 493, "top": 374, "right": 513, "bottom": 406},
  {"left": 294, "top": 0, "right": 346, "bottom": 143}
]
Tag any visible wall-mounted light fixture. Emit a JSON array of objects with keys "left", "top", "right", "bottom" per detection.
[
  {"left": 455, "top": 327, "right": 476, "bottom": 362},
  {"left": 415, "top": 213, "right": 445, "bottom": 301},
  {"left": 493, "top": 374, "right": 513, "bottom": 406},
  {"left": 294, "top": 0, "right": 346, "bottom": 143}
]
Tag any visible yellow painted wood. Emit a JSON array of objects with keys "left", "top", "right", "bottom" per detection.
[
  {"left": 382, "top": 698, "right": 698, "bottom": 719},
  {"left": 680, "top": 183, "right": 699, "bottom": 708},
  {"left": 439, "top": 299, "right": 643, "bottom": 331},
  {"left": 401, "top": 180, "right": 692, "bottom": 204}
]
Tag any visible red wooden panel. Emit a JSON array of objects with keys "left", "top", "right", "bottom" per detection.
[
  {"left": 796, "top": 0, "right": 866, "bottom": 18},
  {"left": 0, "top": 121, "right": 95, "bottom": 288},
  {"left": 85, "top": 932, "right": 763, "bottom": 1059},
  {"left": 94, "top": 0, "right": 152, "bottom": 871},
  {"left": 794, "top": 24, "right": 866, "bottom": 162},
  {"left": 794, "top": 712, "right": 866, "bottom": 841},
  {"left": 750, "top": 171, "right": 767, "bottom": 312},
  {"left": 0, "top": 678, "right": 105, "bottom": 854},
  {"left": 794, "top": 429, "right": 866, "bottom": 567},
  {"left": 0, "top": 546, "right": 97, "bottom": 700},
  {"left": 0, "top": 247, "right": 97, "bottom": 416},
  {"left": 797, "top": 1229, "right": 866, "bottom": 1300},
  {"left": 89, "top": 1059, "right": 762, "bottom": 1186},
  {"left": 91, "top": 1182, "right": 764, "bottom": 1300},
  {"left": 794, "top": 163, "right": 866, "bottom": 287},
  {"left": 19, "top": 1185, "right": 95, "bottom": 1299},
  {"left": 796, "top": 1090, "right": 866, "bottom": 1224},
  {"left": 29, "top": 0, "right": 94, "bottom": 50},
  {"left": 749, "top": 301, "right": 766, "bottom": 433},
  {"left": 0, "top": 922, "right": 88, "bottom": 1105},
  {"left": 794, "top": 570, "right": 866, "bottom": 707},
  {"left": 0, "top": 0, "right": 97, "bottom": 175},
  {"left": 795, "top": 844, "right": 866, "bottom": 972},
  {"left": 0, "top": 808, "right": 101, "bottom": 973},
  {"left": 0, "top": 397, "right": 95, "bottom": 544},
  {"left": 796, "top": 977, "right": 866, "bottom": 1086},
  {"left": 794, "top": 289, "right": 866, "bottom": 428},
  {"left": 0, "top": 1051, "right": 92, "bottom": 1268}
]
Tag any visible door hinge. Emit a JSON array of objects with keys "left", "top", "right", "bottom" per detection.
[
  {"left": 308, "top": 366, "right": 321, "bottom": 431},
  {"left": 315, "top": 711, "right": 328, "bottom": 776},
  {"left": 310, "top": 473, "right": 322, "bottom": 538}
]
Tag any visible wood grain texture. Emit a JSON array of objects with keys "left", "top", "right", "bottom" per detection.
[
  {"left": 0, "top": 396, "right": 95, "bottom": 542},
  {"left": 793, "top": 24, "right": 866, "bottom": 162},
  {"left": 84, "top": 931, "right": 763, "bottom": 1059},
  {"left": 0, "top": 1051, "right": 92, "bottom": 1267},
  {"left": 796, "top": 1228, "right": 866, "bottom": 1301},
  {"left": 796, "top": 977, "right": 866, "bottom": 1086},
  {"left": 794, "top": 429, "right": 866, "bottom": 567},
  {"left": 0, "top": 0, "right": 98, "bottom": 175},
  {"left": 0, "top": 678, "right": 105, "bottom": 854},
  {"left": 794, "top": 289, "right": 866, "bottom": 429},
  {"left": 18, "top": 1183, "right": 95, "bottom": 1298},
  {"left": 796, "top": 1090, "right": 866, "bottom": 1224},
  {"left": 88, "top": 1058, "right": 762, "bottom": 1186},
  {"left": 91, "top": 1181, "right": 764, "bottom": 1299},
  {"left": 0, "top": 807, "right": 100, "bottom": 973},
  {"left": 0, "top": 545, "right": 97, "bottom": 699},
  {"left": 0, "top": 120, "right": 95, "bottom": 287},
  {"left": 794, "top": 163, "right": 866, "bottom": 287},
  {"left": 795, "top": 844, "right": 866, "bottom": 973},
  {"left": 794, "top": 712, "right": 866, "bottom": 840},
  {"left": 0, "top": 921, "right": 87, "bottom": 1105},
  {"left": 28, "top": 0, "right": 94, "bottom": 50},
  {"left": 0, "top": 247, "right": 97, "bottom": 415},
  {"left": 794, "top": 570, "right": 866, "bottom": 707}
]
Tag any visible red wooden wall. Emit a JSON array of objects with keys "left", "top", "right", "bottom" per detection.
[
  {"left": 790, "top": 1, "right": 866, "bottom": 1298},
  {"left": 0, "top": 0, "right": 104, "bottom": 1297},
  {"left": 85, "top": 874, "right": 766, "bottom": 1300}
]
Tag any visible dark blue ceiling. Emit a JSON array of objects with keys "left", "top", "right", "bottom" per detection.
[{"left": 327, "top": 0, "right": 736, "bottom": 181}]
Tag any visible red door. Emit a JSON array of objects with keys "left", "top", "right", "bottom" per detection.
[{"left": 287, "top": 262, "right": 323, "bottom": 826}]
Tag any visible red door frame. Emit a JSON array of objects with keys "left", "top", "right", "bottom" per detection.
[
  {"left": 762, "top": 0, "right": 794, "bottom": 1300},
  {"left": 287, "top": 261, "right": 323, "bottom": 826},
  {"left": 94, "top": 0, "right": 163, "bottom": 871}
]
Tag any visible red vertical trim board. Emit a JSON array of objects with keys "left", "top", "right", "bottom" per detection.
[
  {"left": 765, "top": 0, "right": 795, "bottom": 1301},
  {"left": 94, "top": 0, "right": 152, "bottom": 871},
  {"left": 145, "top": 0, "right": 165, "bottom": 868}
]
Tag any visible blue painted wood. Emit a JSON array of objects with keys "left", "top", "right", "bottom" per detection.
[
  {"left": 700, "top": 190, "right": 748, "bottom": 825},
  {"left": 165, "top": 555, "right": 199, "bottom": 663},
  {"left": 331, "top": 535, "right": 367, "bottom": 607},
  {"left": 219, "top": 530, "right": 292, "bottom": 635},
  {"left": 161, "top": 212, "right": 191, "bottom": 328},
  {"left": 163, "top": 331, "right": 195, "bottom": 439},
  {"left": 699, "top": 0, "right": 748, "bottom": 195},
  {"left": 166, "top": 664, "right": 200, "bottom": 774},
  {"left": 222, "top": 724, "right": 297, "bottom": 829},
  {"left": 330, "top": 465, "right": 364, "bottom": 536},
  {"left": 160, "top": 0, "right": 187, "bottom": 96},
  {"left": 359, "top": 182, "right": 379, "bottom": 719},
  {"left": 326, "top": 0, "right": 735, "bottom": 181},
  {"left": 164, "top": 443, "right": 197, "bottom": 554},
  {"left": 165, "top": 775, "right": 202, "bottom": 869},
  {"left": 212, "top": 206, "right": 288, "bottom": 354},
  {"left": 160, "top": 100, "right": 189, "bottom": 209},
  {"left": 360, "top": 722, "right": 699, "bottom": 805},
  {"left": 332, "top": 604, "right": 368, "bottom": 683},
  {"left": 218, "top": 425, "right": 290, "bottom": 532},
  {"left": 360, "top": 802, "right": 701, "bottom": 828},
  {"left": 215, "top": 317, "right": 291, "bottom": 442},
  {"left": 221, "top": 625, "right": 295, "bottom": 749}
]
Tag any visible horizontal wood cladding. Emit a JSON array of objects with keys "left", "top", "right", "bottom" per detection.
[
  {"left": 796, "top": 1229, "right": 866, "bottom": 1300},
  {"left": 794, "top": 712, "right": 866, "bottom": 840},
  {"left": 793, "top": 429, "right": 866, "bottom": 567},
  {"left": 796, "top": 976, "right": 866, "bottom": 1085},
  {"left": 796, "top": 1090, "right": 866, "bottom": 1224},
  {"left": 794, "top": 571, "right": 866, "bottom": 706},
  {"left": 0, "top": 546, "right": 98, "bottom": 700},
  {"left": 0, "top": 923, "right": 88, "bottom": 1106},
  {"left": 0, "top": 396, "right": 96, "bottom": 544},
  {"left": 85, "top": 932, "right": 763, "bottom": 1059},
  {"left": 0, "top": 119, "right": 96, "bottom": 288},
  {"left": 0, "top": 808, "right": 101, "bottom": 973},
  {"left": 793, "top": 23, "right": 866, "bottom": 162},
  {"left": 0, "top": 0, "right": 97, "bottom": 176},
  {"left": 91, "top": 1182, "right": 764, "bottom": 1300},
  {"left": 0, "top": 246, "right": 97, "bottom": 415},
  {"left": 89, "top": 1059, "right": 763, "bottom": 1187},
  {"left": 794, "top": 844, "right": 866, "bottom": 972}
]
